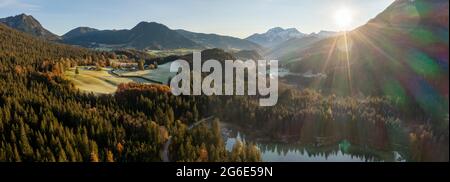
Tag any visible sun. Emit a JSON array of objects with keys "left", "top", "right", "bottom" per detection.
[{"left": 334, "top": 7, "right": 354, "bottom": 29}]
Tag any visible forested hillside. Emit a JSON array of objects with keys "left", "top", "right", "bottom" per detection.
[{"left": 0, "top": 23, "right": 260, "bottom": 162}]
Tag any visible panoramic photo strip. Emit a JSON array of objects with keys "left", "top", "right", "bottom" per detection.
[{"left": 0, "top": 0, "right": 448, "bottom": 179}]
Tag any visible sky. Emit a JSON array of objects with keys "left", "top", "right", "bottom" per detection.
[{"left": 0, "top": 0, "right": 395, "bottom": 38}]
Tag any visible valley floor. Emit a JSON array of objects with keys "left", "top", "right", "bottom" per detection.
[
  {"left": 65, "top": 67, "right": 136, "bottom": 94},
  {"left": 64, "top": 63, "right": 175, "bottom": 94}
]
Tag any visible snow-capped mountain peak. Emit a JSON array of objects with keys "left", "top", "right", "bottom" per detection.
[{"left": 246, "top": 27, "right": 306, "bottom": 48}]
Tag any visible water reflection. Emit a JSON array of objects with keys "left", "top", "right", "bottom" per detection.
[{"left": 221, "top": 119, "right": 448, "bottom": 162}]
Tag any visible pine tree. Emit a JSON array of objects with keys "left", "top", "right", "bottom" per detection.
[
  {"left": 231, "top": 140, "right": 243, "bottom": 162},
  {"left": 19, "top": 124, "right": 33, "bottom": 159},
  {"left": 57, "top": 149, "right": 68, "bottom": 162},
  {"left": 65, "top": 144, "right": 77, "bottom": 162},
  {"left": 106, "top": 150, "right": 114, "bottom": 162},
  {"left": 197, "top": 143, "right": 208, "bottom": 162},
  {"left": 13, "top": 144, "right": 21, "bottom": 162},
  {"left": 138, "top": 60, "right": 145, "bottom": 71},
  {"left": 90, "top": 152, "right": 99, "bottom": 162}
]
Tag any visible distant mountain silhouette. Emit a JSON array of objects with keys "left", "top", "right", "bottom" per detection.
[
  {"left": 176, "top": 29, "right": 263, "bottom": 53},
  {"left": 246, "top": 27, "right": 306, "bottom": 48},
  {"left": 62, "top": 27, "right": 99, "bottom": 39},
  {"left": 254, "top": 29, "right": 339, "bottom": 60},
  {"left": 62, "top": 22, "right": 204, "bottom": 50},
  {"left": 0, "top": 14, "right": 60, "bottom": 40}
]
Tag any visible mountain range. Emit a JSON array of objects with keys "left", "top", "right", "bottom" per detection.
[
  {"left": 0, "top": 14, "right": 60, "bottom": 41},
  {"left": 61, "top": 22, "right": 204, "bottom": 50},
  {"left": 0, "top": 14, "right": 266, "bottom": 52},
  {"left": 175, "top": 29, "right": 263, "bottom": 52},
  {"left": 244, "top": 27, "right": 341, "bottom": 60},
  {"left": 0, "top": 0, "right": 448, "bottom": 123},
  {"left": 62, "top": 27, "right": 99, "bottom": 39},
  {"left": 287, "top": 0, "right": 448, "bottom": 101},
  {"left": 0, "top": 14, "right": 261, "bottom": 51},
  {"left": 245, "top": 27, "right": 307, "bottom": 48},
  {"left": 0, "top": 13, "right": 339, "bottom": 58}
]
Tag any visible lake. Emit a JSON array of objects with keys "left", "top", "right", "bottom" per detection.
[{"left": 221, "top": 120, "right": 448, "bottom": 162}]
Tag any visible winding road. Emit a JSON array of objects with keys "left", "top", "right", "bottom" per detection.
[{"left": 161, "top": 116, "right": 215, "bottom": 162}]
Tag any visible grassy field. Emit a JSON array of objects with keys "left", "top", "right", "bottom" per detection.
[
  {"left": 113, "top": 62, "right": 177, "bottom": 84},
  {"left": 65, "top": 63, "right": 176, "bottom": 94},
  {"left": 146, "top": 49, "right": 199, "bottom": 57},
  {"left": 65, "top": 67, "right": 138, "bottom": 94}
]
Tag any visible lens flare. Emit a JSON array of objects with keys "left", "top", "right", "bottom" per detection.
[{"left": 334, "top": 7, "right": 353, "bottom": 29}]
